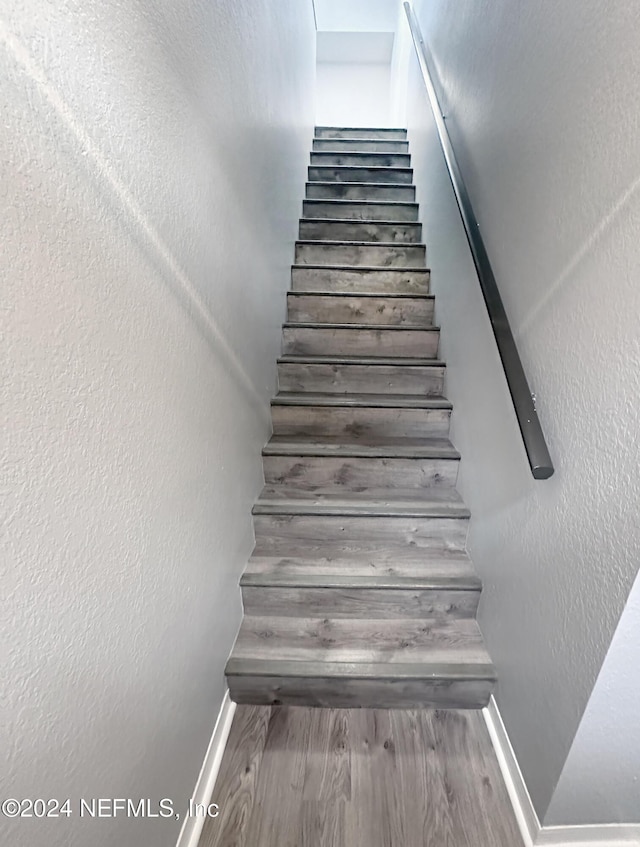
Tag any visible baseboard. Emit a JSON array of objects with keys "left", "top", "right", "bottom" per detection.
[
  {"left": 175, "top": 690, "right": 236, "bottom": 847},
  {"left": 483, "top": 697, "right": 640, "bottom": 847}
]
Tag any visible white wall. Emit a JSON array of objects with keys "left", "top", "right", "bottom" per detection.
[
  {"left": 1, "top": 1, "right": 315, "bottom": 845},
  {"left": 398, "top": 0, "right": 640, "bottom": 826},
  {"left": 546, "top": 570, "right": 640, "bottom": 825},
  {"left": 316, "top": 62, "right": 392, "bottom": 127}
]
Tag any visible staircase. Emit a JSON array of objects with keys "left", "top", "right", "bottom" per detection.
[{"left": 225, "top": 126, "right": 496, "bottom": 709}]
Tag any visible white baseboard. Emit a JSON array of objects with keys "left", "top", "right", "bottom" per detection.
[
  {"left": 175, "top": 690, "right": 236, "bottom": 847},
  {"left": 483, "top": 696, "right": 640, "bottom": 847}
]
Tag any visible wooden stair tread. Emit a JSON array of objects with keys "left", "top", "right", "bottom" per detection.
[
  {"left": 306, "top": 181, "right": 415, "bottom": 188},
  {"left": 283, "top": 321, "right": 439, "bottom": 331},
  {"left": 296, "top": 239, "right": 425, "bottom": 248},
  {"left": 241, "top": 565, "right": 480, "bottom": 591},
  {"left": 287, "top": 290, "right": 433, "bottom": 300},
  {"left": 263, "top": 435, "right": 459, "bottom": 459},
  {"left": 243, "top": 551, "right": 478, "bottom": 582},
  {"left": 298, "top": 217, "right": 420, "bottom": 226},
  {"left": 292, "top": 262, "right": 430, "bottom": 272},
  {"left": 303, "top": 198, "right": 418, "bottom": 207},
  {"left": 278, "top": 355, "right": 445, "bottom": 367},
  {"left": 228, "top": 616, "right": 491, "bottom": 667},
  {"left": 252, "top": 486, "right": 469, "bottom": 518},
  {"left": 227, "top": 659, "right": 495, "bottom": 683},
  {"left": 272, "top": 392, "right": 452, "bottom": 409},
  {"left": 226, "top": 131, "right": 495, "bottom": 709}
]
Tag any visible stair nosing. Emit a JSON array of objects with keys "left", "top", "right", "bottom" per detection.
[
  {"left": 240, "top": 572, "right": 478, "bottom": 590},
  {"left": 283, "top": 322, "right": 439, "bottom": 331},
  {"left": 296, "top": 239, "right": 425, "bottom": 248},
  {"left": 278, "top": 355, "right": 445, "bottom": 367},
  {"left": 271, "top": 393, "right": 452, "bottom": 409},
  {"left": 312, "top": 137, "right": 409, "bottom": 144},
  {"left": 252, "top": 500, "right": 470, "bottom": 519},
  {"left": 306, "top": 181, "right": 416, "bottom": 189},
  {"left": 299, "top": 217, "right": 421, "bottom": 226},
  {"left": 303, "top": 198, "right": 418, "bottom": 207},
  {"left": 287, "top": 291, "right": 434, "bottom": 300},
  {"left": 310, "top": 151, "right": 411, "bottom": 158},
  {"left": 292, "top": 263, "right": 429, "bottom": 273},
  {"left": 312, "top": 141, "right": 410, "bottom": 149},
  {"left": 262, "top": 440, "right": 460, "bottom": 459},
  {"left": 226, "top": 658, "right": 496, "bottom": 681},
  {"left": 309, "top": 164, "right": 413, "bottom": 172}
]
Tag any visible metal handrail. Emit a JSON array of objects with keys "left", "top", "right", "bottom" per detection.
[{"left": 403, "top": 2, "right": 554, "bottom": 480}]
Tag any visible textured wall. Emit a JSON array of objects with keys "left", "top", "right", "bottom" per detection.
[
  {"left": 399, "top": 0, "right": 640, "bottom": 825},
  {"left": 546, "top": 570, "right": 640, "bottom": 825},
  {"left": 1, "top": 1, "right": 315, "bottom": 845},
  {"left": 316, "top": 63, "right": 393, "bottom": 127}
]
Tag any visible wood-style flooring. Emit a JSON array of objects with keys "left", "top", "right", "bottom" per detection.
[{"left": 198, "top": 705, "right": 523, "bottom": 847}]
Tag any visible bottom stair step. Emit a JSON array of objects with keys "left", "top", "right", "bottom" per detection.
[
  {"left": 226, "top": 617, "right": 495, "bottom": 708},
  {"left": 226, "top": 616, "right": 495, "bottom": 708}
]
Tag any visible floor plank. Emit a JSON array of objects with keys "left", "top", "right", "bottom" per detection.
[
  {"left": 197, "top": 705, "right": 271, "bottom": 847},
  {"left": 199, "top": 705, "right": 523, "bottom": 847}
]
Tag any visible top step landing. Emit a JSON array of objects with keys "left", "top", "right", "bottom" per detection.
[{"left": 315, "top": 127, "right": 407, "bottom": 141}]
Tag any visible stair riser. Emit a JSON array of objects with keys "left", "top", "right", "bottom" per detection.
[
  {"left": 313, "top": 139, "right": 409, "bottom": 153},
  {"left": 241, "top": 586, "right": 478, "bottom": 619},
  {"left": 307, "top": 183, "right": 415, "bottom": 202},
  {"left": 295, "top": 243, "right": 426, "bottom": 268},
  {"left": 315, "top": 127, "right": 407, "bottom": 140},
  {"left": 228, "top": 676, "right": 492, "bottom": 709},
  {"left": 310, "top": 153, "right": 411, "bottom": 168},
  {"left": 271, "top": 406, "right": 451, "bottom": 439},
  {"left": 309, "top": 166, "right": 413, "bottom": 185},
  {"left": 291, "top": 266, "right": 430, "bottom": 294},
  {"left": 282, "top": 327, "right": 439, "bottom": 358},
  {"left": 299, "top": 220, "right": 421, "bottom": 243},
  {"left": 303, "top": 200, "right": 418, "bottom": 222},
  {"left": 263, "top": 456, "right": 459, "bottom": 490},
  {"left": 253, "top": 515, "right": 469, "bottom": 556},
  {"left": 287, "top": 294, "right": 434, "bottom": 326},
  {"left": 278, "top": 363, "right": 444, "bottom": 395}
]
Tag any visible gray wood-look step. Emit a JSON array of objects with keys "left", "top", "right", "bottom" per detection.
[
  {"left": 306, "top": 182, "right": 416, "bottom": 202},
  {"left": 315, "top": 127, "right": 408, "bottom": 140},
  {"left": 226, "top": 131, "right": 495, "bottom": 711},
  {"left": 262, "top": 449, "right": 459, "bottom": 491},
  {"left": 271, "top": 395, "right": 452, "bottom": 439},
  {"left": 287, "top": 292, "right": 435, "bottom": 326},
  {"left": 252, "top": 485, "right": 469, "bottom": 518},
  {"left": 253, "top": 513, "right": 468, "bottom": 557},
  {"left": 302, "top": 199, "right": 419, "bottom": 222},
  {"left": 309, "top": 166, "right": 413, "bottom": 185},
  {"left": 291, "top": 265, "right": 430, "bottom": 294},
  {"left": 243, "top": 549, "right": 478, "bottom": 580},
  {"left": 312, "top": 137, "right": 409, "bottom": 153},
  {"left": 227, "top": 669, "right": 494, "bottom": 709},
  {"left": 282, "top": 324, "right": 440, "bottom": 358},
  {"left": 299, "top": 218, "right": 422, "bottom": 244},
  {"left": 240, "top": 584, "right": 479, "bottom": 619},
  {"left": 263, "top": 434, "right": 459, "bottom": 458},
  {"left": 295, "top": 241, "right": 426, "bottom": 268},
  {"left": 310, "top": 152, "right": 411, "bottom": 168},
  {"left": 227, "top": 616, "right": 493, "bottom": 708},
  {"left": 262, "top": 435, "right": 460, "bottom": 490},
  {"left": 277, "top": 356, "right": 445, "bottom": 395},
  {"left": 229, "top": 616, "right": 487, "bottom": 664},
  {"left": 241, "top": 584, "right": 479, "bottom": 619}
]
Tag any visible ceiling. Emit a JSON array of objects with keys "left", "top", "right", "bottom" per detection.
[{"left": 314, "top": 0, "right": 400, "bottom": 34}]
